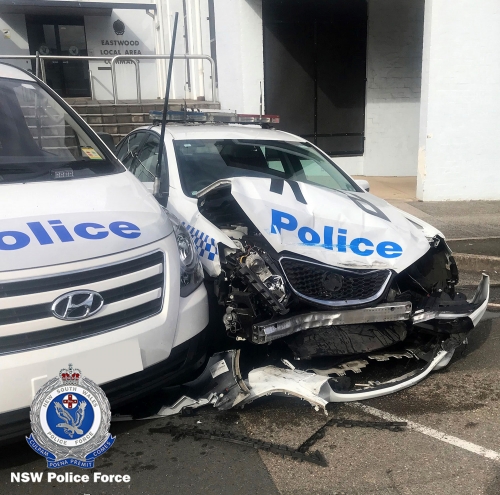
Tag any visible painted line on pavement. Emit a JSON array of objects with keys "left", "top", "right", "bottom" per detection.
[{"left": 349, "top": 402, "right": 500, "bottom": 462}]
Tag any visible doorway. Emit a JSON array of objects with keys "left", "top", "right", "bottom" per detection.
[
  {"left": 263, "top": 0, "right": 367, "bottom": 156},
  {"left": 26, "top": 15, "right": 91, "bottom": 98}
]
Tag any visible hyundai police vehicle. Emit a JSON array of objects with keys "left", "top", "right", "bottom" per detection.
[
  {"left": 115, "top": 108, "right": 490, "bottom": 399},
  {"left": 0, "top": 63, "right": 209, "bottom": 443}
]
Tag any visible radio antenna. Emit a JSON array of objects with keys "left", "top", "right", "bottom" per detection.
[{"left": 154, "top": 11, "right": 179, "bottom": 205}]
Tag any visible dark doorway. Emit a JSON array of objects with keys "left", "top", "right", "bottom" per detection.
[
  {"left": 263, "top": 0, "right": 367, "bottom": 156},
  {"left": 26, "top": 15, "right": 91, "bottom": 98}
]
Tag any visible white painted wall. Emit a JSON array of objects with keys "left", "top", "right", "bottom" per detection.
[
  {"left": 333, "top": 156, "right": 365, "bottom": 176},
  {"left": 417, "top": 0, "right": 500, "bottom": 201},
  {"left": 0, "top": 14, "right": 30, "bottom": 71},
  {"left": 214, "top": 0, "right": 264, "bottom": 113},
  {"left": 85, "top": 9, "right": 157, "bottom": 101},
  {"left": 364, "top": 0, "right": 424, "bottom": 177},
  {"left": 156, "top": 0, "right": 214, "bottom": 102}
]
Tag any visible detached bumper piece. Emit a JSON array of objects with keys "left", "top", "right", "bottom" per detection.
[
  {"left": 148, "top": 334, "right": 465, "bottom": 417},
  {"left": 412, "top": 273, "right": 490, "bottom": 330}
]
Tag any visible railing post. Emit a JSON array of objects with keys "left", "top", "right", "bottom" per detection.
[
  {"left": 131, "top": 60, "right": 141, "bottom": 104},
  {"left": 35, "top": 51, "right": 40, "bottom": 78},
  {"left": 111, "top": 57, "right": 118, "bottom": 104},
  {"left": 89, "top": 69, "right": 95, "bottom": 100},
  {"left": 40, "top": 58, "right": 46, "bottom": 83}
]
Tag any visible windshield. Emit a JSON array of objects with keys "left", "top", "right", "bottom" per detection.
[
  {"left": 173, "top": 139, "right": 358, "bottom": 197},
  {"left": 0, "top": 76, "right": 122, "bottom": 184}
]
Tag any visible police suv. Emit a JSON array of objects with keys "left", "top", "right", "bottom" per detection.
[{"left": 0, "top": 63, "right": 209, "bottom": 442}]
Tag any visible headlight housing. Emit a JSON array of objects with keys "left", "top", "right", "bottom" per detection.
[{"left": 166, "top": 210, "right": 204, "bottom": 297}]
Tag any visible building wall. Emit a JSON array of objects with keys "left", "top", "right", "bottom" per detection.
[
  {"left": 417, "top": 0, "right": 500, "bottom": 201},
  {"left": 0, "top": 14, "right": 30, "bottom": 71},
  {"left": 214, "top": 0, "right": 264, "bottom": 113},
  {"left": 85, "top": 10, "right": 157, "bottom": 100},
  {"left": 156, "top": 0, "right": 214, "bottom": 102},
  {"left": 0, "top": 1, "right": 215, "bottom": 103},
  {"left": 363, "top": 0, "right": 424, "bottom": 177}
]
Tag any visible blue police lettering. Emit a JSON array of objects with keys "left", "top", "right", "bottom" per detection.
[
  {"left": 0, "top": 221, "right": 141, "bottom": 250},
  {"left": 270, "top": 209, "right": 402, "bottom": 259},
  {"left": 74, "top": 223, "right": 109, "bottom": 240},
  {"left": 0, "top": 231, "right": 30, "bottom": 250}
]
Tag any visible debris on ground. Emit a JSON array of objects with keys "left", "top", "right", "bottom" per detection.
[
  {"left": 139, "top": 339, "right": 461, "bottom": 419},
  {"left": 149, "top": 416, "right": 407, "bottom": 467}
]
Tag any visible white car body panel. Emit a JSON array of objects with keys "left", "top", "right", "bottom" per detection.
[
  {"left": 132, "top": 125, "right": 430, "bottom": 276},
  {"left": 229, "top": 177, "right": 430, "bottom": 272},
  {"left": 0, "top": 173, "right": 172, "bottom": 272},
  {"left": 0, "top": 64, "right": 209, "bottom": 418}
]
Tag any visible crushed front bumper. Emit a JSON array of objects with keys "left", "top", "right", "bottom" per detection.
[
  {"left": 252, "top": 274, "right": 490, "bottom": 344},
  {"left": 412, "top": 273, "right": 490, "bottom": 328}
]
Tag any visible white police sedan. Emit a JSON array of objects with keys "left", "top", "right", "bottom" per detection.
[{"left": 114, "top": 113, "right": 489, "bottom": 400}]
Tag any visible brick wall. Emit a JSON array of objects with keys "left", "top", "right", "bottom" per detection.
[{"left": 363, "top": 0, "right": 425, "bottom": 176}]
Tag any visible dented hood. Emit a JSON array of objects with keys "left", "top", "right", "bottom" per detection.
[
  {"left": 212, "top": 177, "right": 431, "bottom": 272},
  {"left": 0, "top": 173, "right": 172, "bottom": 272}
]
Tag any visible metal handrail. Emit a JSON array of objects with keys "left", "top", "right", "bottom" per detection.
[
  {"left": 110, "top": 54, "right": 217, "bottom": 104},
  {"left": 0, "top": 54, "right": 217, "bottom": 104},
  {"left": 0, "top": 55, "right": 118, "bottom": 101}
]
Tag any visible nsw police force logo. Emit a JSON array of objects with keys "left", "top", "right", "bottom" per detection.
[{"left": 26, "top": 364, "right": 115, "bottom": 468}]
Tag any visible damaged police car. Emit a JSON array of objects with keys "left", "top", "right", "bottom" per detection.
[{"left": 116, "top": 113, "right": 489, "bottom": 401}]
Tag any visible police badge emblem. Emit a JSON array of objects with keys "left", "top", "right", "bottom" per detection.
[{"left": 26, "top": 364, "right": 115, "bottom": 468}]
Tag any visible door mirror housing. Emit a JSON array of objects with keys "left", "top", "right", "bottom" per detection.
[{"left": 355, "top": 179, "right": 370, "bottom": 192}]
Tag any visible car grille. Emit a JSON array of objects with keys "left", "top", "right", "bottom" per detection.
[
  {"left": 280, "top": 257, "right": 392, "bottom": 307},
  {"left": 0, "top": 251, "right": 164, "bottom": 355}
]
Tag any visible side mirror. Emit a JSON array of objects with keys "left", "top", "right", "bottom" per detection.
[
  {"left": 354, "top": 179, "right": 370, "bottom": 192},
  {"left": 97, "top": 132, "right": 117, "bottom": 155}
]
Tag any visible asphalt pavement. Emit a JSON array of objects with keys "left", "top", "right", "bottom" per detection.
[{"left": 2, "top": 311, "right": 500, "bottom": 495}]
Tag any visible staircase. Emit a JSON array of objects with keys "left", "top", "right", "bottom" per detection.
[{"left": 66, "top": 99, "right": 221, "bottom": 144}]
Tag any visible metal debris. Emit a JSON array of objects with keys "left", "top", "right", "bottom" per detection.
[
  {"left": 306, "top": 359, "right": 369, "bottom": 376},
  {"left": 150, "top": 350, "right": 250, "bottom": 418},
  {"left": 368, "top": 351, "right": 416, "bottom": 362}
]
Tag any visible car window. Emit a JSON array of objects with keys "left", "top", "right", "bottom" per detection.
[
  {"left": 116, "top": 132, "right": 145, "bottom": 169},
  {"left": 262, "top": 146, "right": 286, "bottom": 172},
  {"left": 0, "top": 76, "right": 122, "bottom": 184},
  {"left": 129, "top": 134, "right": 159, "bottom": 183},
  {"left": 173, "top": 139, "right": 357, "bottom": 197}
]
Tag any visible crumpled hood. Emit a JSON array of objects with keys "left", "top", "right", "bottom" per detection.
[
  {"left": 227, "top": 177, "right": 430, "bottom": 272},
  {"left": 0, "top": 172, "right": 172, "bottom": 272}
]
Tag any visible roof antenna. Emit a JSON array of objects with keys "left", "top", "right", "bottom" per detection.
[{"left": 154, "top": 11, "right": 179, "bottom": 206}]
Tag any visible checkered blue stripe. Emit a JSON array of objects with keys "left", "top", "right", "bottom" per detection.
[{"left": 183, "top": 222, "right": 219, "bottom": 261}]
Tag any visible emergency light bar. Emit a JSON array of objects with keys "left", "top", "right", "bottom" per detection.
[{"left": 149, "top": 110, "right": 280, "bottom": 125}]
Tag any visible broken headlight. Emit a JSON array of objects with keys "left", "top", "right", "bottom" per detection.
[{"left": 166, "top": 211, "right": 204, "bottom": 297}]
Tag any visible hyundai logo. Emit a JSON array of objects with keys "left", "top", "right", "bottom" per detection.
[{"left": 51, "top": 290, "right": 104, "bottom": 321}]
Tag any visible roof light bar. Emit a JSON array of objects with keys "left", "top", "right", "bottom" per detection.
[{"left": 149, "top": 110, "right": 280, "bottom": 125}]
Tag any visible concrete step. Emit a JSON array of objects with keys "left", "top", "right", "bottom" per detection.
[
  {"left": 82, "top": 113, "right": 148, "bottom": 125},
  {"left": 67, "top": 99, "right": 221, "bottom": 145}
]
